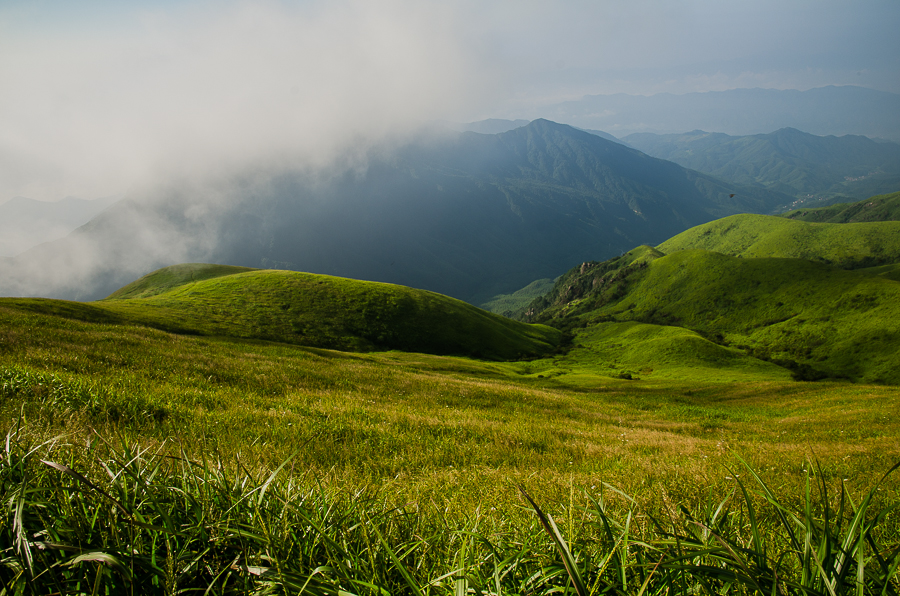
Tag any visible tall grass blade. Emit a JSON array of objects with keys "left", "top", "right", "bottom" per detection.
[{"left": 518, "top": 485, "right": 588, "bottom": 596}]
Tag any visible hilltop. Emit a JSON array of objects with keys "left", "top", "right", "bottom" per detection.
[
  {"left": 5, "top": 264, "right": 561, "bottom": 360},
  {"left": 657, "top": 212, "right": 900, "bottom": 269}
]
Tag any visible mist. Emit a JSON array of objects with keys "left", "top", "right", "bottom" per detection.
[{"left": 0, "top": 0, "right": 500, "bottom": 203}]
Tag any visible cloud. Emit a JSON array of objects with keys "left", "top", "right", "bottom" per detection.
[{"left": 0, "top": 0, "right": 501, "bottom": 202}]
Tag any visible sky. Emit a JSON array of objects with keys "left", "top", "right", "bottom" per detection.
[{"left": 1, "top": 0, "right": 898, "bottom": 203}]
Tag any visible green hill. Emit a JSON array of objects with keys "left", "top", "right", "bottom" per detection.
[
  {"left": 782, "top": 191, "right": 900, "bottom": 223},
  {"left": 538, "top": 321, "right": 792, "bottom": 383},
  {"left": 94, "top": 264, "right": 560, "bottom": 359},
  {"left": 657, "top": 213, "right": 900, "bottom": 269},
  {"left": 106, "top": 263, "right": 257, "bottom": 299},
  {"left": 530, "top": 249, "right": 900, "bottom": 384}
]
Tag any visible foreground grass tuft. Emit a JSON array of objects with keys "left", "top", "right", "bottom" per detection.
[{"left": 1, "top": 421, "right": 897, "bottom": 595}]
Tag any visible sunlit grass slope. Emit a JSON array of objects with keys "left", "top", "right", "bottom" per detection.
[
  {"left": 2, "top": 272, "right": 899, "bottom": 592},
  {"left": 538, "top": 321, "right": 793, "bottom": 383},
  {"left": 96, "top": 264, "right": 561, "bottom": 359},
  {"left": 657, "top": 213, "right": 900, "bottom": 269},
  {"left": 106, "top": 262, "right": 256, "bottom": 299},
  {"left": 1, "top": 298, "right": 897, "bottom": 511},
  {"left": 560, "top": 250, "right": 900, "bottom": 383}
]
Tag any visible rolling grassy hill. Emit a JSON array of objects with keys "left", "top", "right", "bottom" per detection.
[
  {"left": 656, "top": 212, "right": 900, "bottom": 269},
  {"left": 2, "top": 269, "right": 898, "bottom": 593},
  {"left": 529, "top": 248, "right": 900, "bottom": 384},
  {"left": 6, "top": 264, "right": 561, "bottom": 360}
]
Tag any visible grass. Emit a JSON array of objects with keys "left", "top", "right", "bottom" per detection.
[
  {"left": 657, "top": 213, "right": 900, "bottom": 269},
  {"left": 0, "top": 263, "right": 898, "bottom": 593},
  {"left": 544, "top": 321, "right": 793, "bottom": 382},
  {"left": 3, "top": 421, "right": 897, "bottom": 595},
  {"left": 4, "top": 264, "right": 562, "bottom": 360},
  {"left": 105, "top": 262, "right": 257, "bottom": 299},
  {"left": 529, "top": 247, "right": 900, "bottom": 384}
]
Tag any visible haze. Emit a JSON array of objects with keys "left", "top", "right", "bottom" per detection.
[{"left": 1, "top": 0, "right": 898, "bottom": 203}]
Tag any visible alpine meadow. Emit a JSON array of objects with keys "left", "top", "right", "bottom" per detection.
[{"left": 3, "top": 2, "right": 900, "bottom": 592}]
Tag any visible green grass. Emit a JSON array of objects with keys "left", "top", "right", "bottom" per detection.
[
  {"left": 544, "top": 321, "right": 793, "bottom": 383},
  {"left": 1, "top": 260, "right": 899, "bottom": 593},
  {"left": 0, "top": 297, "right": 898, "bottom": 593},
  {"left": 105, "top": 262, "right": 257, "bottom": 299},
  {"left": 531, "top": 249, "right": 900, "bottom": 384},
  {"left": 657, "top": 213, "right": 900, "bottom": 269},
  {"left": 10, "top": 264, "right": 562, "bottom": 360}
]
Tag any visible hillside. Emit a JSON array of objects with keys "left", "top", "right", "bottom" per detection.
[
  {"left": 4, "top": 264, "right": 561, "bottom": 360},
  {"left": 656, "top": 213, "right": 900, "bottom": 269},
  {"left": 0, "top": 119, "right": 792, "bottom": 303},
  {"left": 527, "top": 248, "right": 900, "bottom": 384},
  {"left": 782, "top": 190, "right": 900, "bottom": 223},
  {"left": 622, "top": 128, "right": 900, "bottom": 202}
]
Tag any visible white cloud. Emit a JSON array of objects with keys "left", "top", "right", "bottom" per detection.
[{"left": 0, "top": 0, "right": 501, "bottom": 202}]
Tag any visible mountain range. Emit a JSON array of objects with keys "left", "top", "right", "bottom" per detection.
[
  {"left": 0, "top": 119, "right": 791, "bottom": 304},
  {"left": 540, "top": 86, "right": 900, "bottom": 141},
  {"left": 622, "top": 128, "right": 900, "bottom": 204}
]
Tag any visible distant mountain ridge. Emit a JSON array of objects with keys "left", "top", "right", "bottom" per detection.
[
  {"left": 0, "top": 119, "right": 791, "bottom": 303},
  {"left": 541, "top": 86, "right": 900, "bottom": 141},
  {"left": 0, "top": 195, "right": 120, "bottom": 257},
  {"left": 623, "top": 128, "right": 900, "bottom": 203}
]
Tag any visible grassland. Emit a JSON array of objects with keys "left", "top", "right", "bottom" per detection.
[
  {"left": 657, "top": 213, "right": 900, "bottom": 269},
  {"left": 1, "top": 277, "right": 899, "bottom": 593},
  {"left": 9, "top": 264, "right": 562, "bottom": 360}
]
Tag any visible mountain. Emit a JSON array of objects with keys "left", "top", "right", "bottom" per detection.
[
  {"left": 451, "top": 118, "right": 531, "bottom": 134},
  {"left": 0, "top": 119, "right": 792, "bottom": 303},
  {"left": 783, "top": 191, "right": 900, "bottom": 223},
  {"left": 0, "top": 195, "right": 120, "bottom": 257},
  {"left": 540, "top": 86, "right": 900, "bottom": 141},
  {"left": 622, "top": 128, "right": 900, "bottom": 203}
]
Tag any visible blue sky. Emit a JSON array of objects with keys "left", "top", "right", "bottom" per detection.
[{"left": 1, "top": 0, "right": 898, "bottom": 201}]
